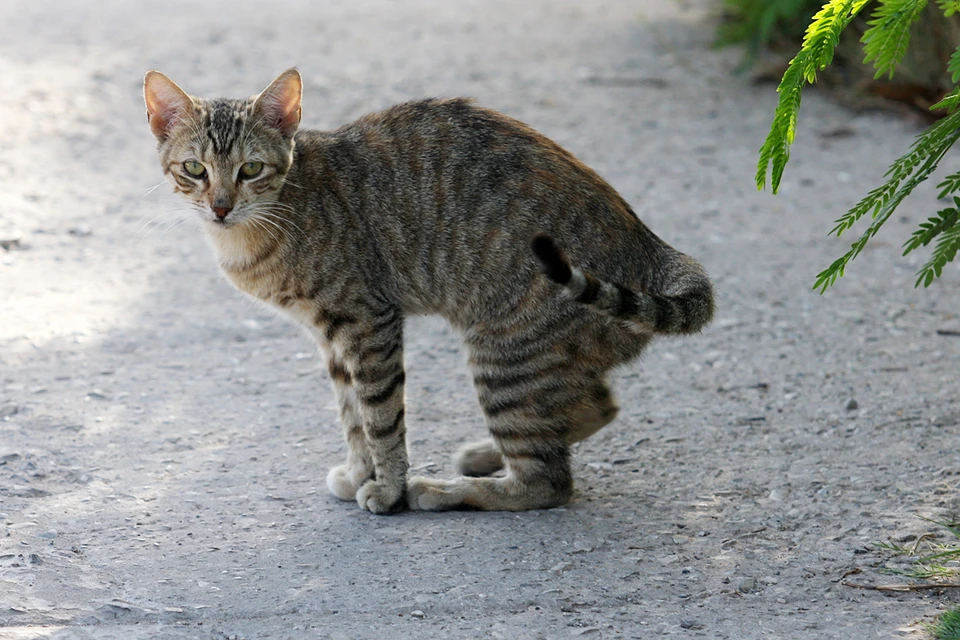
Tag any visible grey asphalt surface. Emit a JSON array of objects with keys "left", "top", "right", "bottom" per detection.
[{"left": 1, "top": 1, "right": 959, "bottom": 638}]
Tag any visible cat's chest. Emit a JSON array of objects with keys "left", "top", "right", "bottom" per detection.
[{"left": 224, "top": 264, "right": 315, "bottom": 319}]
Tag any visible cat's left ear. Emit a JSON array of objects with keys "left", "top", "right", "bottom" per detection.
[{"left": 253, "top": 69, "right": 302, "bottom": 138}]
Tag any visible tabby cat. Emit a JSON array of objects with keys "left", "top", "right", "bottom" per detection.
[{"left": 143, "top": 68, "right": 714, "bottom": 514}]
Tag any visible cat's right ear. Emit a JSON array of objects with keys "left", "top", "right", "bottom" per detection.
[{"left": 143, "top": 71, "right": 194, "bottom": 142}]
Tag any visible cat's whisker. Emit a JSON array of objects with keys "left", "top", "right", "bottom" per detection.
[
  {"left": 252, "top": 202, "right": 304, "bottom": 221},
  {"left": 136, "top": 209, "right": 194, "bottom": 244},
  {"left": 134, "top": 209, "right": 185, "bottom": 236},
  {"left": 247, "top": 215, "right": 281, "bottom": 244},
  {"left": 249, "top": 213, "right": 291, "bottom": 244},
  {"left": 141, "top": 182, "right": 166, "bottom": 198},
  {"left": 250, "top": 207, "right": 306, "bottom": 237},
  {"left": 156, "top": 216, "right": 194, "bottom": 241}
]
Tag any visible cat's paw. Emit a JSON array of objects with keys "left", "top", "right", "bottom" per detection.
[
  {"left": 326, "top": 464, "right": 370, "bottom": 501},
  {"left": 356, "top": 479, "right": 406, "bottom": 514},
  {"left": 453, "top": 439, "right": 504, "bottom": 476},
  {"left": 407, "top": 476, "right": 459, "bottom": 511}
]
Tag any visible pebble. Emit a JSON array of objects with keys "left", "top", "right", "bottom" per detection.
[
  {"left": 410, "top": 610, "right": 425, "bottom": 618},
  {"left": 549, "top": 561, "right": 574, "bottom": 575},
  {"left": 738, "top": 577, "right": 756, "bottom": 593},
  {"left": 680, "top": 618, "right": 702, "bottom": 630},
  {"left": 845, "top": 399, "right": 859, "bottom": 411},
  {"left": 0, "top": 405, "right": 20, "bottom": 418},
  {"left": 36, "top": 529, "right": 57, "bottom": 539}
]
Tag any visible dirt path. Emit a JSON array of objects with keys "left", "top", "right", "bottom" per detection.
[{"left": 1, "top": 1, "right": 959, "bottom": 638}]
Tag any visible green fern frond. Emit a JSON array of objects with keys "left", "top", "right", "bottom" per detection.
[
  {"left": 902, "top": 203, "right": 960, "bottom": 254},
  {"left": 916, "top": 219, "right": 960, "bottom": 286},
  {"left": 939, "top": 0, "right": 960, "bottom": 16},
  {"left": 813, "top": 109, "right": 960, "bottom": 292},
  {"left": 948, "top": 45, "right": 960, "bottom": 82},
  {"left": 937, "top": 171, "right": 960, "bottom": 198},
  {"left": 827, "top": 109, "right": 960, "bottom": 237},
  {"left": 757, "top": 0, "right": 871, "bottom": 192},
  {"left": 933, "top": 87, "right": 960, "bottom": 113},
  {"left": 862, "top": 0, "right": 928, "bottom": 80}
]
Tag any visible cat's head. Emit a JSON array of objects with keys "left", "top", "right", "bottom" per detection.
[{"left": 143, "top": 69, "right": 302, "bottom": 228}]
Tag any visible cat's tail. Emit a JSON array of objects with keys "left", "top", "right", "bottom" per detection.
[{"left": 530, "top": 234, "right": 714, "bottom": 335}]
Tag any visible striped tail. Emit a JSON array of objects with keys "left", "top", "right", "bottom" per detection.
[{"left": 531, "top": 234, "right": 714, "bottom": 335}]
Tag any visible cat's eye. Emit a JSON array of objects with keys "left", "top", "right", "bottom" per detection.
[
  {"left": 239, "top": 161, "right": 263, "bottom": 179},
  {"left": 183, "top": 161, "right": 206, "bottom": 178}
]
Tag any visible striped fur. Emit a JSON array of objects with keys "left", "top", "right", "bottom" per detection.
[
  {"left": 145, "top": 69, "right": 715, "bottom": 514},
  {"left": 531, "top": 234, "right": 714, "bottom": 335}
]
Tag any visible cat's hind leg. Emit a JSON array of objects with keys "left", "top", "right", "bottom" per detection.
[
  {"left": 452, "top": 379, "right": 617, "bottom": 477},
  {"left": 409, "top": 335, "right": 602, "bottom": 511},
  {"left": 566, "top": 378, "right": 619, "bottom": 444},
  {"left": 408, "top": 411, "right": 574, "bottom": 511},
  {"left": 453, "top": 439, "right": 503, "bottom": 476}
]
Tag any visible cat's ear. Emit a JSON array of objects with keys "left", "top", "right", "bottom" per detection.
[
  {"left": 253, "top": 69, "right": 302, "bottom": 138},
  {"left": 143, "top": 71, "right": 194, "bottom": 142}
]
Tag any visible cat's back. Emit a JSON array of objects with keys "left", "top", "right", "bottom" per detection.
[
  {"left": 293, "top": 97, "right": 681, "bottom": 322},
  {"left": 293, "top": 98, "right": 667, "bottom": 289}
]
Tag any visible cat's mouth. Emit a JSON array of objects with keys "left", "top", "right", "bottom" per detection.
[{"left": 205, "top": 214, "right": 239, "bottom": 229}]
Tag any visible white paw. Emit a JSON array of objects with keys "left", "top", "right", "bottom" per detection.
[
  {"left": 356, "top": 479, "right": 405, "bottom": 514},
  {"left": 326, "top": 464, "right": 366, "bottom": 501},
  {"left": 406, "top": 476, "right": 450, "bottom": 511}
]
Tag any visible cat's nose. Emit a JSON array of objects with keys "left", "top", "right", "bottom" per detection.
[{"left": 212, "top": 206, "right": 233, "bottom": 220}]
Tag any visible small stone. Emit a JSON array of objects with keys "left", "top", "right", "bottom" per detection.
[
  {"left": 0, "top": 405, "right": 19, "bottom": 419},
  {"left": 845, "top": 399, "right": 859, "bottom": 411},
  {"left": 68, "top": 226, "right": 92, "bottom": 237},
  {"left": 549, "top": 561, "right": 574, "bottom": 575},
  {"left": 28, "top": 553, "right": 42, "bottom": 565},
  {"left": 0, "top": 238, "right": 19, "bottom": 251},
  {"left": 760, "top": 576, "right": 779, "bottom": 585},
  {"left": 738, "top": 577, "right": 756, "bottom": 593},
  {"left": 410, "top": 610, "right": 425, "bottom": 618},
  {"left": 36, "top": 529, "right": 57, "bottom": 539},
  {"left": 680, "top": 618, "right": 702, "bottom": 630}
]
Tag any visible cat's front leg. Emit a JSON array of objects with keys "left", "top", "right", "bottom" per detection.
[
  {"left": 338, "top": 311, "right": 409, "bottom": 515},
  {"left": 323, "top": 355, "right": 375, "bottom": 502}
]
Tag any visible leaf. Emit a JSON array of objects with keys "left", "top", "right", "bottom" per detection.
[
  {"left": 902, "top": 206, "right": 960, "bottom": 255},
  {"left": 949, "top": 45, "right": 960, "bottom": 83},
  {"left": 757, "top": 0, "right": 871, "bottom": 193},
  {"left": 861, "top": 0, "right": 928, "bottom": 80},
  {"left": 916, "top": 224, "right": 960, "bottom": 287},
  {"left": 937, "top": 171, "right": 960, "bottom": 199},
  {"left": 939, "top": 0, "right": 960, "bottom": 16},
  {"left": 932, "top": 87, "right": 960, "bottom": 113},
  {"left": 813, "top": 109, "right": 960, "bottom": 292},
  {"left": 829, "top": 109, "right": 960, "bottom": 238}
]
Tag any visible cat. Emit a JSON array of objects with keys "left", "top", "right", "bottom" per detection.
[{"left": 143, "top": 68, "right": 714, "bottom": 514}]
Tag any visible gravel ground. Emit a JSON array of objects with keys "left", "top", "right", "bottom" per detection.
[{"left": 1, "top": 1, "right": 959, "bottom": 638}]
